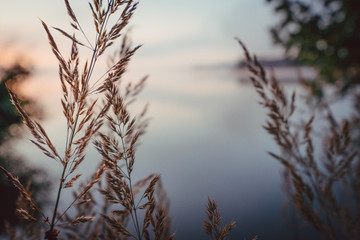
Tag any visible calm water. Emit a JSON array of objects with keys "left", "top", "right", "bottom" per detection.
[{"left": 15, "top": 64, "right": 337, "bottom": 239}]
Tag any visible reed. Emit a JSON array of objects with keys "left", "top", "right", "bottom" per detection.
[
  {"left": 238, "top": 38, "right": 360, "bottom": 240},
  {"left": 1, "top": 0, "right": 174, "bottom": 239},
  {"left": 203, "top": 197, "right": 236, "bottom": 240},
  {"left": 5, "top": 1, "right": 359, "bottom": 239}
]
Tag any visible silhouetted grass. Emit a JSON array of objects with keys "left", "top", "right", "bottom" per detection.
[
  {"left": 238, "top": 38, "right": 360, "bottom": 240},
  {"left": 4, "top": 1, "right": 360, "bottom": 240},
  {"left": 1, "top": 0, "right": 174, "bottom": 239}
]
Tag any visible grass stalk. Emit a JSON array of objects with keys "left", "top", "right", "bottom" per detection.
[{"left": 49, "top": 1, "right": 115, "bottom": 232}]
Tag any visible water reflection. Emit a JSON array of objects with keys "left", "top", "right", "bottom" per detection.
[{"left": 12, "top": 62, "right": 341, "bottom": 239}]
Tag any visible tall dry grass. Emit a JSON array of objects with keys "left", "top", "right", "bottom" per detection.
[
  {"left": 0, "top": 0, "right": 176, "bottom": 239},
  {"left": 238, "top": 38, "right": 360, "bottom": 240},
  {"left": 5, "top": 1, "right": 359, "bottom": 239},
  {"left": 203, "top": 198, "right": 237, "bottom": 240},
  {"left": 0, "top": 2, "right": 242, "bottom": 239}
]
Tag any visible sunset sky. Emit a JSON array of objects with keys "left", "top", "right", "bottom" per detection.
[
  {"left": 0, "top": 0, "right": 287, "bottom": 110},
  {"left": 0, "top": 0, "right": 283, "bottom": 69}
]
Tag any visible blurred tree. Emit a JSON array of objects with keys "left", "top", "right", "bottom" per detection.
[
  {"left": 0, "top": 64, "right": 49, "bottom": 233},
  {"left": 267, "top": 0, "right": 360, "bottom": 95},
  {"left": 0, "top": 65, "right": 29, "bottom": 141}
]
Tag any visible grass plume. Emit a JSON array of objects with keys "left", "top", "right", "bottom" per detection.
[{"left": 238, "top": 38, "right": 360, "bottom": 240}]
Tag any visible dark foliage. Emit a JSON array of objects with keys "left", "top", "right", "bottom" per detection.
[
  {"left": 0, "top": 64, "right": 49, "bottom": 233},
  {"left": 267, "top": 0, "right": 360, "bottom": 94}
]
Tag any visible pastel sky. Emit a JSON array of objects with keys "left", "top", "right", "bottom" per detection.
[{"left": 0, "top": 0, "right": 283, "bottom": 69}]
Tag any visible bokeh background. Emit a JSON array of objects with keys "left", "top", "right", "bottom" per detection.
[{"left": 1, "top": 0, "right": 352, "bottom": 239}]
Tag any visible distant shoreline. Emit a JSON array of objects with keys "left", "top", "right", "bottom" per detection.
[{"left": 236, "top": 58, "right": 299, "bottom": 68}]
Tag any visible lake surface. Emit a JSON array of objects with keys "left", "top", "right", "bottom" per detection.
[{"left": 14, "top": 64, "right": 331, "bottom": 239}]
